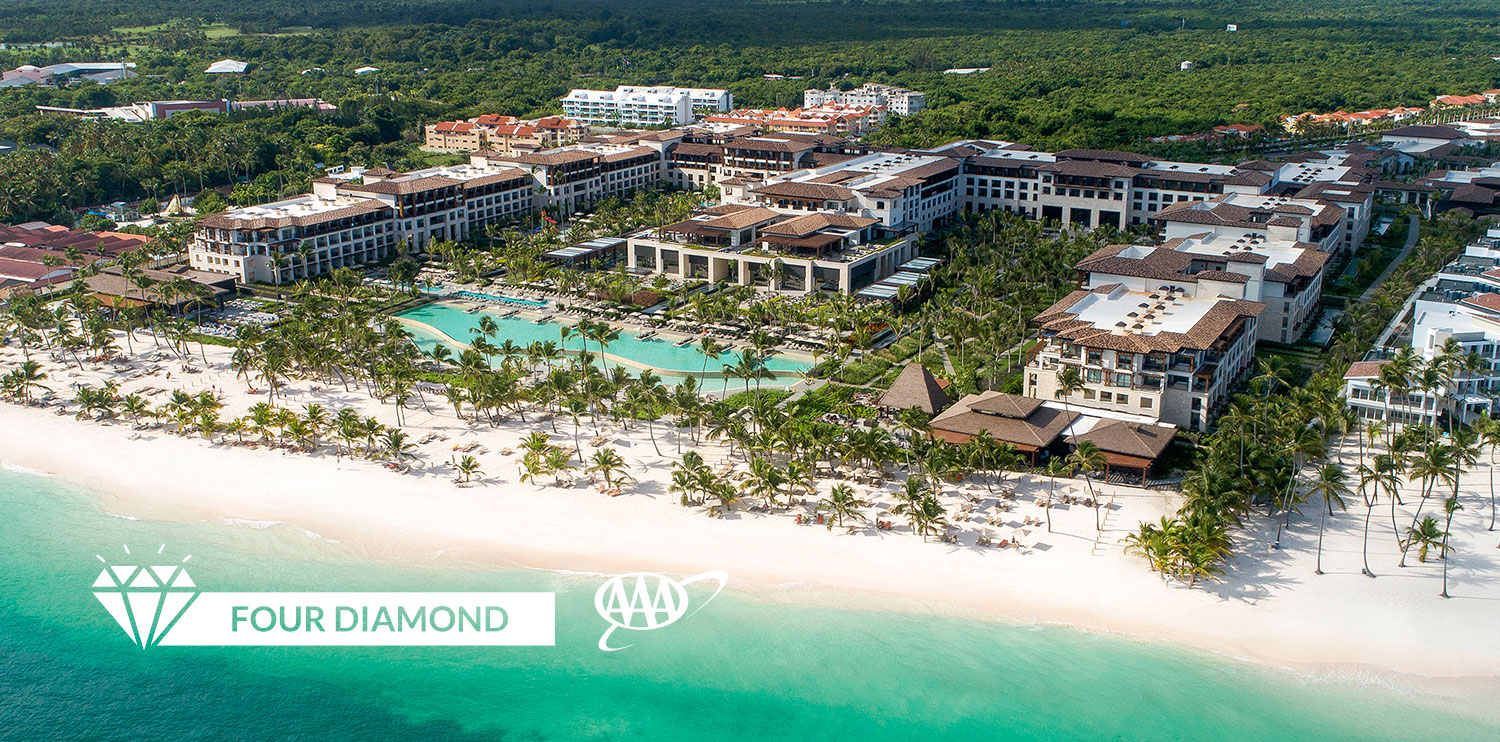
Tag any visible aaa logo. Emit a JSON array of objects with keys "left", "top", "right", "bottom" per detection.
[{"left": 594, "top": 571, "right": 727, "bottom": 651}]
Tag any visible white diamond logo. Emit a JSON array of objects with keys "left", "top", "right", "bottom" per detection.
[{"left": 94, "top": 546, "right": 199, "bottom": 648}]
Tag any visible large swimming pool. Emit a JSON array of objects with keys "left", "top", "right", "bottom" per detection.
[{"left": 395, "top": 301, "right": 810, "bottom": 387}]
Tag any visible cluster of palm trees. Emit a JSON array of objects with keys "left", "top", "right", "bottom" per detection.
[{"left": 1129, "top": 340, "right": 1496, "bottom": 595}]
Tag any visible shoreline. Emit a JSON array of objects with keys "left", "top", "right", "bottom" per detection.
[{"left": 4, "top": 401, "right": 1499, "bottom": 707}]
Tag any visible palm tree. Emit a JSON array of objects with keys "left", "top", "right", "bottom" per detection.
[
  {"left": 1480, "top": 414, "right": 1500, "bottom": 531},
  {"left": 1403, "top": 515, "right": 1445, "bottom": 564},
  {"left": 1308, "top": 463, "right": 1350, "bottom": 575},
  {"left": 815, "top": 483, "right": 869, "bottom": 530},
  {"left": 1440, "top": 495, "right": 1463, "bottom": 598},
  {"left": 1054, "top": 365, "right": 1084, "bottom": 428},
  {"left": 1066, "top": 440, "right": 1107, "bottom": 532},
  {"left": 1273, "top": 422, "right": 1326, "bottom": 546},
  {"left": 456, "top": 454, "right": 484, "bottom": 483},
  {"left": 1401, "top": 443, "right": 1456, "bottom": 566},
  {"left": 698, "top": 336, "right": 725, "bottom": 384},
  {"left": 382, "top": 429, "right": 415, "bottom": 460},
  {"left": 1359, "top": 455, "right": 1399, "bottom": 577},
  {"left": 586, "top": 447, "right": 632, "bottom": 490}
]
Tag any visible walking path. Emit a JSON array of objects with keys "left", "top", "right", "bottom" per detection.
[{"left": 1359, "top": 214, "right": 1421, "bottom": 304}]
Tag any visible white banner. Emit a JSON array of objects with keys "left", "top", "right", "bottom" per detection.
[{"left": 141, "top": 592, "right": 555, "bottom": 646}]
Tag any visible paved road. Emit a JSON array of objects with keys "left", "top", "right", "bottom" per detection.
[{"left": 1358, "top": 214, "right": 1421, "bottom": 304}]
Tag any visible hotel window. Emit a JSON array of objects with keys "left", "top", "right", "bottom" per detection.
[
  {"left": 1117, "top": 395, "right": 1129, "bottom": 405},
  {"left": 1086, "top": 369, "right": 1104, "bottom": 384},
  {"left": 1100, "top": 392, "right": 1113, "bottom": 403},
  {"left": 1140, "top": 397, "right": 1153, "bottom": 409},
  {"left": 1087, "top": 350, "right": 1102, "bottom": 365},
  {"left": 1083, "top": 389, "right": 1096, "bottom": 400}
]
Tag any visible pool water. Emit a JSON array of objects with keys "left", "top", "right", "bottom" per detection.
[
  {"left": 395, "top": 301, "right": 809, "bottom": 387},
  {"left": 450, "top": 290, "right": 549, "bottom": 308}
]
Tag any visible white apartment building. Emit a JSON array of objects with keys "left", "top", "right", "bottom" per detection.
[
  {"left": 561, "top": 86, "right": 732, "bottom": 127},
  {"left": 1345, "top": 228, "right": 1500, "bottom": 426},
  {"left": 804, "top": 84, "right": 926, "bottom": 116}
]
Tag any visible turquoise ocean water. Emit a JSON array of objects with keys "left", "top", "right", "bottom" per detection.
[{"left": 1, "top": 467, "right": 1496, "bottom": 741}]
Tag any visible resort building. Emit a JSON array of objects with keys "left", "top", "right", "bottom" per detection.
[
  {"left": 932, "top": 140, "right": 1373, "bottom": 252},
  {"left": 1378, "top": 125, "right": 1477, "bottom": 159},
  {"left": 423, "top": 115, "right": 587, "bottom": 154},
  {"left": 35, "top": 98, "right": 335, "bottom": 123},
  {"left": 192, "top": 192, "right": 397, "bottom": 285},
  {"left": 0, "top": 222, "right": 152, "bottom": 298},
  {"left": 561, "top": 86, "right": 733, "bottom": 127},
  {"left": 724, "top": 150, "right": 963, "bottom": 233},
  {"left": 625, "top": 203, "right": 920, "bottom": 294},
  {"left": 473, "top": 142, "right": 666, "bottom": 216},
  {"left": 1154, "top": 193, "right": 1348, "bottom": 254},
  {"left": 804, "top": 84, "right": 925, "bottom": 116},
  {"left": 81, "top": 264, "right": 235, "bottom": 312},
  {"left": 0, "top": 62, "right": 135, "bottom": 88},
  {"left": 928, "top": 391, "right": 1079, "bottom": 463},
  {"left": 1344, "top": 227, "right": 1500, "bottom": 426},
  {"left": 927, "top": 389, "right": 1178, "bottom": 482},
  {"left": 1027, "top": 282, "right": 1263, "bottom": 432},
  {"left": 36, "top": 99, "right": 228, "bottom": 122},
  {"left": 704, "top": 105, "right": 886, "bottom": 137},
  {"left": 191, "top": 163, "right": 535, "bottom": 284},
  {"left": 1072, "top": 233, "right": 1328, "bottom": 344}
]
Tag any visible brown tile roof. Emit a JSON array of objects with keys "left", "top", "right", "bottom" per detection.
[
  {"left": 668, "top": 142, "right": 723, "bottom": 157},
  {"left": 506, "top": 149, "right": 602, "bottom": 166},
  {"left": 725, "top": 137, "right": 817, "bottom": 153},
  {"left": 929, "top": 391, "right": 1078, "bottom": 450},
  {"left": 699, "top": 206, "right": 785, "bottom": 230},
  {"left": 1055, "top": 148, "right": 1150, "bottom": 164},
  {"left": 459, "top": 169, "right": 533, "bottom": 189},
  {"left": 1344, "top": 360, "right": 1390, "bottom": 379},
  {"left": 1070, "top": 420, "right": 1176, "bottom": 461},
  {"left": 1041, "top": 160, "right": 1139, "bottom": 178},
  {"left": 699, "top": 203, "right": 756, "bottom": 216},
  {"left": 342, "top": 175, "right": 461, "bottom": 195},
  {"left": 1034, "top": 290, "right": 1264, "bottom": 354},
  {"left": 1264, "top": 247, "right": 1330, "bottom": 283},
  {"left": 1385, "top": 125, "right": 1468, "bottom": 140},
  {"left": 1461, "top": 292, "right": 1500, "bottom": 313},
  {"left": 751, "top": 181, "right": 855, "bottom": 201},
  {"left": 968, "top": 393, "right": 1043, "bottom": 418},
  {"left": 761, "top": 212, "right": 878, "bottom": 237},
  {"left": 196, "top": 199, "right": 391, "bottom": 230},
  {"left": 1075, "top": 244, "right": 1194, "bottom": 281}
]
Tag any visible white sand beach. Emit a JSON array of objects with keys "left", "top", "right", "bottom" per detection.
[{"left": 4, "top": 334, "right": 1500, "bottom": 693}]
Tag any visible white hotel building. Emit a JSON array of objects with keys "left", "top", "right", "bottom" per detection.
[
  {"left": 804, "top": 84, "right": 926, "bottom": 116},
  {"left": 561, "top": 86, "right": 733, "bottom": 127},
  {"left": 1344, "top": 228, "right": 1500, "bottom": 426}
]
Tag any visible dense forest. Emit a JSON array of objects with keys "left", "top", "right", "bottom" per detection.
[{"left": 1, "top": 0, "right": 1499, "bottom": 223}]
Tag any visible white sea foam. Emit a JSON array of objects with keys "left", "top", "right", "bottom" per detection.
[
  {"left": 1, "top": 460, "right": 52, "bottom": 476},
  {"left": 219, "top": 518, "right": 287, "bottom": 530},
  {"left": 103, "top": 511, "right": 142, "bottom": 521}
]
